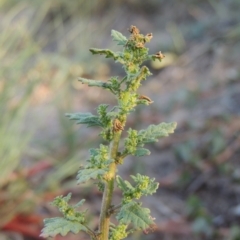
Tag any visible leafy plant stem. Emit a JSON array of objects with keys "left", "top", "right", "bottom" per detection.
[
  {"left": 99, "top": 130, "right": 123, "bottom": 240},
  {"left": 41, "top": 26, "right": 177, "bottom": 240}
]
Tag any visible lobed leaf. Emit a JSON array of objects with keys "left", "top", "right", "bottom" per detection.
[
  {"left": 89, "top": 148, "right": 99, "bottom": 157},
  {"left": 65, "top": 112, "right": 102, "bottom": 127},
  {"left": 40, "top": 217, "right": 88, "bottom": 238},
  {"left": 133, "top": 148, "right": 150, "bottom": 156},
  {"left": 78, "top": 77, "right": 112, "bottom": 89},
  {"left": 144, "top": 181, "right": 159, "bottom": 195},
  {"left": 77, "top": 168, "right": 108, "bottom": 184},
  {"left": 111, "top": 30, "right": 128, "bottom": 46},
  {"left": 116, "top": 202, "right": 154, "bottom": 230},
  {"left": 137, "top": 122, "right": 177, "bottom": 146},
  {"left": 90, "top": 48, "right": 118, "bottom": 59}
]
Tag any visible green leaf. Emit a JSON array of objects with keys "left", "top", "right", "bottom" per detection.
[
  {"left": 111, "top": 30, "right": 128, "bottom": 45},
  {"left": 77, "top": 145, "right": 113, "bottom": 184},
  {"left": 89, "top": 148, "right": 99, "bottom": 156},
  {"left": 62, "top": 193, "right": 72, "bottom": 203},
  {"left": 116, "top": 176, "right": 134, "bottom": 192},
  {"left": 144, "top": 181, "right": 159, "bottom": 195},
  {"left": 40, "top": 217, "right": 88, "bottom": 238},
  {"left": 97, "top": 104, "right": 112, "bottom": 127},
  {"left": 138, "top": 122, "right": 177, "bottom": 146},
  {"left": 90, "top": 48, "right": 118, "bottom": 59},
  {"left": 65, "top": 112, "right": 102, "bottom": 127},
  {"left": 74, "top": 199, "right": 86, "bottom": 208},
  {"left": 77, "top": 168, "right": 108, "bottom": 184},
  {"left": 130, "top": 174, "right": 159, "bottom": 196},
  {"left": 134, "top": 148, "right": 150, "bottom": 156},
  {"left": 78, "top": 77, "right": 112, "bottom": 89},
  {"left": 117, "top": 202, "right": 154, "bottom": 230},
  {"left": 116, "top": 176, "right": 127, "bottom": 191}
]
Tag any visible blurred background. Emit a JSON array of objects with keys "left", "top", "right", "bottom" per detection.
[{"left": 0, "top": 0, "right": 240, "bottom": 239}]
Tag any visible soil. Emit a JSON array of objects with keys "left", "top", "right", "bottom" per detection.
[{"left": 1, "top": 1, "right": 240, "bottom": 240}]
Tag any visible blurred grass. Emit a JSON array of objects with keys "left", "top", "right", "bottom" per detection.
[
  {"left": 0, "top": 1, "right": 115, "bottom": 226},
  {"left": 0, "top": 3, "right": 42, "bottom": 228},
  {"left": 0, "top": 8, "right": 39, "bottom": 187},
  {"left": 0, "top": 0, "right": 84, "bottom": 225}
]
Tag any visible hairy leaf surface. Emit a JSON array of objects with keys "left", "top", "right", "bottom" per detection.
[
  {"left": 77, "top": 168, "right": 107, "bottom": 184},
  {"left": 111, "top": 30, "right": 128, "bottom": 45},
  {"left": 133, "top": 148, "right": 150, "bottom": 156},
  {"left": 117, "top": 202, "right": 154, "bottom": 230},
  {"left": 90, "top": 48, "right": 118, "bottom": 59},
  {"left": 65, "top": 112, "right": 102, "bottom": 127},
  {"left": 40, "top": 217, "right": 88, "bottom": 238},
  {"left": 137, "top": 122, "right": 177, "bottom": 146}
]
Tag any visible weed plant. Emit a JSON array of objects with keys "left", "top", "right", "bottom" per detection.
[{"left": 41, "top": 26, "right": 177, "bottom": 240}]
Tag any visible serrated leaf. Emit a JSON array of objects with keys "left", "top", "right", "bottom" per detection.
[
  {"left": 138, "top": 122, "right": 177, "bottom": 146},
  {"left": 89, "top": 48, "right": 118, "bottom": 59},
  {"left": 134, "top": 148, "right": 150, "bottom": 156},
  {"left": 77, "top": 168, "right": 107, "bottom": 184},
  {"left": 124, "top": 181, "right": 134, "bottom": 190},
  {"left": 65, "top": 112, "right": 102, "bottom": 127},
  {"left": 117, "top": 202, "right": 154, "bottom": 230},
  {"left": 40, "top": 217, "right": 88, "bottom": 238},
  {"left": 146, "top": 181, "right": 159, "bottom": 195},
  {"left": 111, "top": 30, "right": 128, "bottom": 46}
]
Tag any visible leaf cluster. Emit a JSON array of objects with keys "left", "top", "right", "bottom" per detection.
[
  {"left": 123, "top": 122, "right": 177, "bottom": 157},
  {"left": 116, "top": 174, "right": 159, "bottom": 203},
  {"left": 41, "top": 194, "right": 91, "bottom": 238},
  {"left": 77, "top": 145, "right": 113, "bottom": 184}
]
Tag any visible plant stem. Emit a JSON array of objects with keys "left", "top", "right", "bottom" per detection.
[{"left": 99, "top": 131, "right": 122, "bottom": 240}]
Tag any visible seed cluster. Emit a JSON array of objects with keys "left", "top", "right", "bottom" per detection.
[{"left": 113, "top": 118, "right": 124, "bottom": 132}]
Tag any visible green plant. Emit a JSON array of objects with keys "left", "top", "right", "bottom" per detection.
[{"left": 41, "top": 26, "right": 177, "bottom": 240}]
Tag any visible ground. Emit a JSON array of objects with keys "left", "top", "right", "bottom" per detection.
[{"left": 0, "top": 1, "right": 240, "bottom": 240}]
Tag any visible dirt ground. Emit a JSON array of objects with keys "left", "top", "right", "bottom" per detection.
[{"left": 1, "top": 1, "right": 240, "bottom": 240}]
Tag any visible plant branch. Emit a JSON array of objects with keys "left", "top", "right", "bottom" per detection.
[
  {"left": 99, "top": 131, "right": 123, "bottom": 240},
  {"left": 41, "top": 26, "right": 175, "bottom": 240}
]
